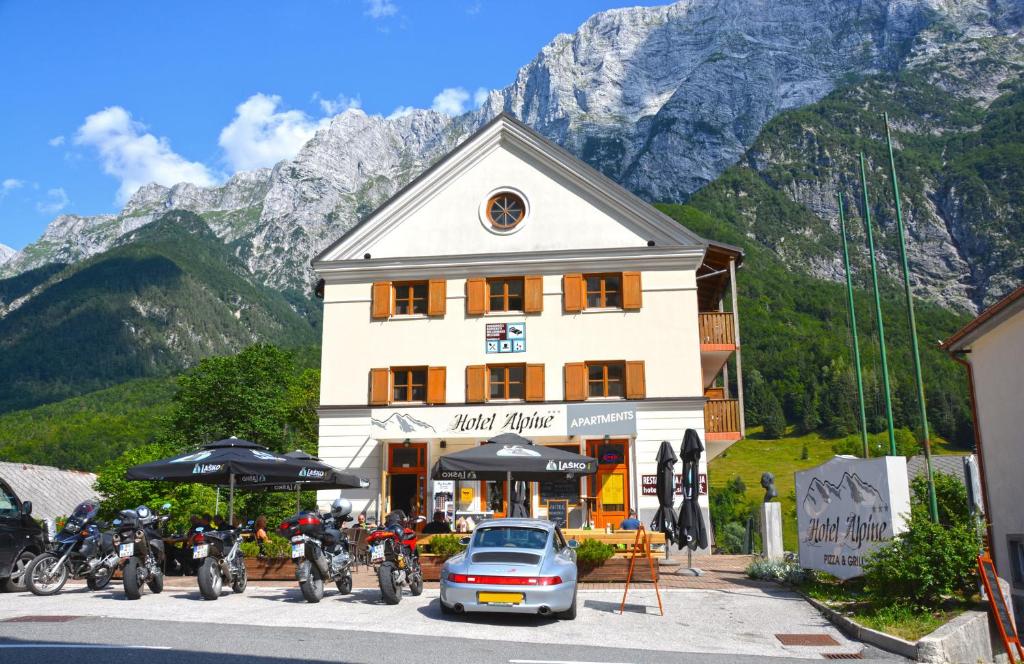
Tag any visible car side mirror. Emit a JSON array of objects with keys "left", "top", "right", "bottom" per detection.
[
  {"left": 459, "top": 536, "right": 471, "bottom": 546},
  {"left": 20, "top": 501, "right": 32, "bottom": 517},
  {"left": 567, "top": 539, "right": 579, "bottom": 550}
]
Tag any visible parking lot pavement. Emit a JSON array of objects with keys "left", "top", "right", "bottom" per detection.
[{"left": 0, "top": 584, "right": 884, "bottom": 660}]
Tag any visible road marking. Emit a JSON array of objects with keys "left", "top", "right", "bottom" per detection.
[
  {"left": 509, "top": 660, "right": 635, "bottom": 664},
  {"left": 0, "top": 644, "right": 172, "bottom": 650}
]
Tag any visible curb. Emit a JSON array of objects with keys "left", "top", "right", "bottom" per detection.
[{"left": 801, "top": 593, "right": 918, "bottom": 660}]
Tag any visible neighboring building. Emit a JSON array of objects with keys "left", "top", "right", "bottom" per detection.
[
  {"left": 0, "top": 461, "right": 98, "bottom": 522},
  {"left": 311, "top": 114, "right": 743, "bottom": 533},
  {"left": 942, "top": 284, "right": 1024, "bottom": 625}
]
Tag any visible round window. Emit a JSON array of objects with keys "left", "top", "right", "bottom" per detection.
[{"left": 486, "top": 192, "right": 526, "bottom": 230}]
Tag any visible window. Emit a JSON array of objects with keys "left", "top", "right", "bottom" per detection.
[
  {"left": 1009, "top": 535, "right": 1024, "bottom": 591},
  {"left": 539, "top": 445, "right": 582, "bottom": 505},
  {"left": 587, "top": 362, "right": 624, "bottom": 398},
  {"left": 393, "top": 281, "right": 428, "bottom": 315},
  {"left": 472, "top": 526, "right": 548, "bottom": 550},
  {"left": 0, "top": 486, "right": 17, "bottom": 516},
  {"left": 488, "top": 364, "right": 525, "bottom": 401},
  {"left": 488, "top": 277, "right": 524, "bottom": 312},
  {"left": 486, "top": 192, "right": 525, "bottom": 230},
  {"left": 585, "top": 274, "right": 621, "bottom": 308},
  {"left": 391, "top": 367, "right": 427, "bottom": 402}
]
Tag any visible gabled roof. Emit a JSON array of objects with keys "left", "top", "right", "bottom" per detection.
[
  {"left": 313, "top": 113, "right": 713, "bottom": 267},
  {"left": 0, "top": 461, "right": 98, "bottom": 522},
  {"left": 942, "top": 284, "right": 1024, "bottom": 352}
]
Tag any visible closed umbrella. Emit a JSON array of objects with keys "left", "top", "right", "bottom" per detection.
[
  {"left": 676, "top": 429, "right": 708, "bottom": 551},
  {"left": 509, "top": 480, "right": 530, "bottom": 518},
  {"left": 650, "top": 440, "right": 678, "bottom": 546}
]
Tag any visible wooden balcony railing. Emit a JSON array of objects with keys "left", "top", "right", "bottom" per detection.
[
  {"left": 705, "top": 398, "right": 741, "bottom": 434},
  {"left": 698, "top": 312, "right": 735, "bottom": 346}
]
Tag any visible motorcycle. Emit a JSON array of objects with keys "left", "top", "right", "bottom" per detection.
[
  {"left": 278, "top": 501, "right": 353, "bottom": 604},
  {"left": 366, "top": 513, "right": 423, "bottom": 605},
  {"left": 191, "top": 521, "right": 249, "bottom": 600},
  {"left": 112, "top": 503, "right": 170, "bottom": 600},
  {"left": 24, "top": 500, "right": 118, "bottom": 595}
]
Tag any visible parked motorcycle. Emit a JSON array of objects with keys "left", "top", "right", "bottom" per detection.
[
  {"left": 278, "top": 498, "right": 354, "bottom": 603},
  {"left": 23, "top": 500, "right": 117, "bottom": 595},
  {"left": 113, "top": 503, "right": 170, "bottom": 600},
  {"left": 191, "top": 521, "right": 249, "bottom": 600},
  {"left": 366, "top": 511, "right": 423, "bottom": 605}
]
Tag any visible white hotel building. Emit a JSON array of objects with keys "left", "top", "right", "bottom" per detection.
[{"left": 312, "top": 114, "right": 744, "bottom": 532}]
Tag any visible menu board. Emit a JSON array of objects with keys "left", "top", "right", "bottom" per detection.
[
  {"left": 547, "top": 500, "right": 568, "bottom": 529},
  {"left": 539, "top": 477, "right": 579, "bottom": 504}
]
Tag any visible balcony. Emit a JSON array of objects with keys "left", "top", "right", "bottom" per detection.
[
  {"left": 704, "top": 398, "right": 741, "bottom": 443},
  {"left": 698, "top": 311, "right": 735, "bottom": 348}
]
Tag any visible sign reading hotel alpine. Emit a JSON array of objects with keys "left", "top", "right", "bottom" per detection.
[
  {"left": 794, "top": 456, "right": 910, "bottom": 580},
  {"left": 370, "top": 402, "right": 637, "bottom": 438}
]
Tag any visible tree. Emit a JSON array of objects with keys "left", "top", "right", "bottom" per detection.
[
  {"left": 762, "top": 390, "right": 787, "bottom": 439},
  {"left": 798, "top": 384, "right": 821, "bottom": 434}
]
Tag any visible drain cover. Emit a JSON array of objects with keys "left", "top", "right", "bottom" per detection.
[
  {"left": 823, "top": 653, "right": 864, "bottom": 660},
  {"left": 776, "top": 633, "right": 841, "bottom": 646},
  {"left": 3, "top": 615, "right": 79, "bottom": 623}
]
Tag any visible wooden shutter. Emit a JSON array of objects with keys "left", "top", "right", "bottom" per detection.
[
  {"left": 563, "top": 274, "right": 584, "bottom": 313},
  {"left": 369, "top": 368, "right": 390, "bottom": 405},
  {"left": 622, "top": 272, "right": 642, "bottom": 310},
  {"left": 371, "top": 282, "right": 391, "bottom": 319},
  {"left": 427, "top": 279, "right": 447, "bottom": 316},
  {"left": 466, "top": 365, "right": 486, "bottom": 403},
  {"left": 524, "top": 275, "right": 544, "bottom": 313},
  {"left": 525, "top": 364, "right": 545, "bottom": 402},
  {"left": 625, "top": 361, "right": 646, "bottom": 399},
  {"left": 427, "top": 366, "right": 446, "bottom": 404},
  {"left": 466, "top": 278, "right": 487, "bottom": 315},
  {"left": 564, "top": 363, "right": 587, "bottom": 401}
]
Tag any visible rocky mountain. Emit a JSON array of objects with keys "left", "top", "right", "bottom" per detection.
[
  {"left": 2, "top": 0, "right": 1022, "bottom": 312},
  {"left": 0, "top": 243, "right": 13, "bottom": 266}
]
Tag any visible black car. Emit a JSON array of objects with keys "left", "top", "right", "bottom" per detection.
[{"left": 0, "top": 478, "right": 45, "bottom": 592}]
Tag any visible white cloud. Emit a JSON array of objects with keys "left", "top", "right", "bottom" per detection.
[
  {"left": 36, "top": 187, "right": 69, "bottom": 215},
  {"left": 387, "top": 105, "right": 417, "bottom": 120},
  {"left": 473, "top": 87, "right": 490, "bottom": 107},
  {"left": 466, "top": 2, "right": 482, "bottom": 15},
  {"left": 432, "top": 87, "right": 471, "bottom": 116},
  {"left": 219, "top": 93, "right": 330, "bottom": 172},
  {"left": 75, "top": 106, "right": 215, "bottom": 204},
  {"left": 312, "top": 92, "right": 362, "bottom": 116},
  {"left": 2, "top": 178, "right": 24, "bottom": 192},
  {"left": 48, "top": 135, "right": 65, "bottom": 147},
  {"left": 364, "top": 0, "right": 397, "bottom": 18}
]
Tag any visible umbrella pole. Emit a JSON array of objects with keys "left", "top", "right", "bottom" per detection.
[
  {"left": 296, "top": 486, "right": 300, "bottom": 514},
  {"left": 215, "top": 486, "right": 220, "bottom": 516},
  {"left": 229, "top": 473, "right": 235, "bottom": 525},
  {"left": 507, "top": 471, "right": 511, "bottom": 515}
]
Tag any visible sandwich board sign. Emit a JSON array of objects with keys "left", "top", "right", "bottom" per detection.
[{"left": 795, "top": 455, "right": 910, "bottom": 580}]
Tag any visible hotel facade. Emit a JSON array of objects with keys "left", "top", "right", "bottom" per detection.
[{"left": 312, "top": 114, "right": 744, "bottom": 534}]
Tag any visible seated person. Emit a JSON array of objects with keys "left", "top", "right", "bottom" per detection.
[
  {"left": 421, "top": 511, "right": 451, "bottom": 534},
  {"left": 212, "top": 514, "right": 230, "bottom": 530},
  {"left": 354, "top": 513, "right": 367, "bottom": 530},
  {"left": 254, "top": 515, "right": 270, "bottom": 557},
  {"left": 454, "top": 516, "right": 469, "bottom": 533},
  {"left": 619, "top": 509, "right": 641, "bottom": 530}
]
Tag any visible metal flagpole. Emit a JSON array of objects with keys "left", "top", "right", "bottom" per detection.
[
  {"left": 839, "top": 192, "right": 870, "bottom": 457},
  {"left": 883, "top": 113, "right": 940, "bottom": 522},
  {"left": 859, "top": 152, "right": 898, "bottom": 456}
]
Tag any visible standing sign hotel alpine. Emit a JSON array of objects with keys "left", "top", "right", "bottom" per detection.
[
  {"left": 371, "top": 401, "right": 637, "bottom": 438},
  {"left": 794, "top": 456, "right": 911, "bottom": 580}
]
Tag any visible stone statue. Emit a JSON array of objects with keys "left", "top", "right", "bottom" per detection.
[{"left": 761, "top": 472, "right": 778, "bottom": 502}]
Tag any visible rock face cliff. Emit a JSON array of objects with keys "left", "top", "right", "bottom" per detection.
[
  {"left": 0, "top": 244, "right": 13, "bottom": 266},
  {"left": 2, "top": 0, "right": 1021, "bottom": 311}
]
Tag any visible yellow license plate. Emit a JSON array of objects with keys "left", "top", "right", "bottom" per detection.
[{"left": 478, "top": 592, "right": 524, "bottom": 604}]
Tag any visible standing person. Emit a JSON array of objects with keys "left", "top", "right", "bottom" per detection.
[
  {"left": 254, "top": 515, "right": 270, "bottom": 558},
  {"left": 619, "top": 509, "right": 641, "bottom": 530}
]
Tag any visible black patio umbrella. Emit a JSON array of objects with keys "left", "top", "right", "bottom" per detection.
[
  {"left": 236, "top": 450, "right": 369, "bottom": 512},
  {"left": 676, "top": 429, "right": 708, "bottom": 551},
  {"left": 430, "top": 432, "right": 597, "bottom": 482},
  {"left": 650, "top": 440, "right": 679, "bottom": 546},
  {"left": 126, "top": 438, "right": 359, "bottom": 521}
]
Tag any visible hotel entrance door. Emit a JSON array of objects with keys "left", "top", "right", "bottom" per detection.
[
  {"left": 587, "top": 439, "right": 629, "bottom": 529},
  {"left": 387, "top": 443, "right": 426, "bottom": 517}
]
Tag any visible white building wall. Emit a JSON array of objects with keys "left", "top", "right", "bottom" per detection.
[{"left": 316, "top": 410, "right": 381, "bottom": 516}]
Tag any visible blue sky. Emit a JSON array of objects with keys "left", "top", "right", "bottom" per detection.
[{"left": 0, "top": 0, "right": 665, "bottom": 250}]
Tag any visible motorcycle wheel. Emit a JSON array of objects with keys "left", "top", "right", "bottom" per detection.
[
  {"left": 231, "top": 564, "right": 247, "bottom": 594},
  {"left": 26, "top": 553, "right": 68, "bottom": 596},
  {"left": 87, "top": 565, "right": 112, "bottom": 591},
  {"left": 147, "top": 567, "right": 164, "bottom": 594},
  {"left": 197, "top": 558, "right": 222, "bottom": 600},
  {"left": 299, "top": 564, "right": 324, "bottom": 604},
  {"left": 409, "top": 572, "right": 423, "bottom": 597},
  {"left": 378, "top": 562, "right": 401, "bottom": 605},
  {"left": 335, "top": 574, "right": 352, "bottom": 595},
  {"left": 122, "top": 558, "right": 143, "bottom": 600}
]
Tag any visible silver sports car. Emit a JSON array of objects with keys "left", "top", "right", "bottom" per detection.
[{"left": 439, "top": 518, "right": 578, "bottom": 619}]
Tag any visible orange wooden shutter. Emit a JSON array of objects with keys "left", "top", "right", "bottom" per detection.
[
  {"left": 369, "top": 368, "right": 390, "bottom": 405},
  {"left": 525, "top": 364, "right": 545, "bottom": 402},
  {"left": 466, "top": 365, "right": 486, "bottom": 403},
  {"left": 625, "top": 361, "right": 646, "bottom": 399},
  {"left": 466, "top": 278, "right": 487, "bottom": 315},
  {"left": 428, "top": 279, "right": 447, "bottom": 316},
  {"left": 371, "top": 282, "right": 391, "bottom": 319},
  {"left": 427, "top": 366, "right": 446, "bottom": 404},
  {"left": 563, "top": 274, "right": 584, "bottom": 313},
  {"left": 524, "top": 275, "right": 544, "bottom": 313},
  {"left": 564, "top": 363, "right": 587, "bottom": 401},
  {"left": 622, "top": 272, "right": 642, "bottom": 310}
]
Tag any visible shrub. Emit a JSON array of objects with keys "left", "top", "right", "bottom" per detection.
[
  {"left": 912, "top": 471, "right": 974, "bottom": 529},
  {"left": 718, "top": 521, "right": 748, "bottom": 554},
  {"left": 832, "top": 428, "right": 918, "bottom": 458},
  {"left": 426, "top": 534, "right": 467, "bottom": 560},
  {"left": 574, "top": 538, "right": 615, "bottom": 566},
  {"left": 240, "top": 534, "right": 292, "bottom": 558},
  {"left": 746, "top": 559, "right": 809, "bottom": 585}
]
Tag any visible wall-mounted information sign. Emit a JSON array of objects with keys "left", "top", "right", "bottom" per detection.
[{"left": 485, "top": 322, "right": 525, "bottom": 354}]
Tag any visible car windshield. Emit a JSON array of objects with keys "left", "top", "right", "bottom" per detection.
[{"left": 473, "top": 527, "right": 548, "bottom": 550}]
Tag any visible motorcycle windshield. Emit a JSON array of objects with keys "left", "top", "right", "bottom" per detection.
[{"left": 70, "top": 501, "right": 99, "bottom": 521}]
